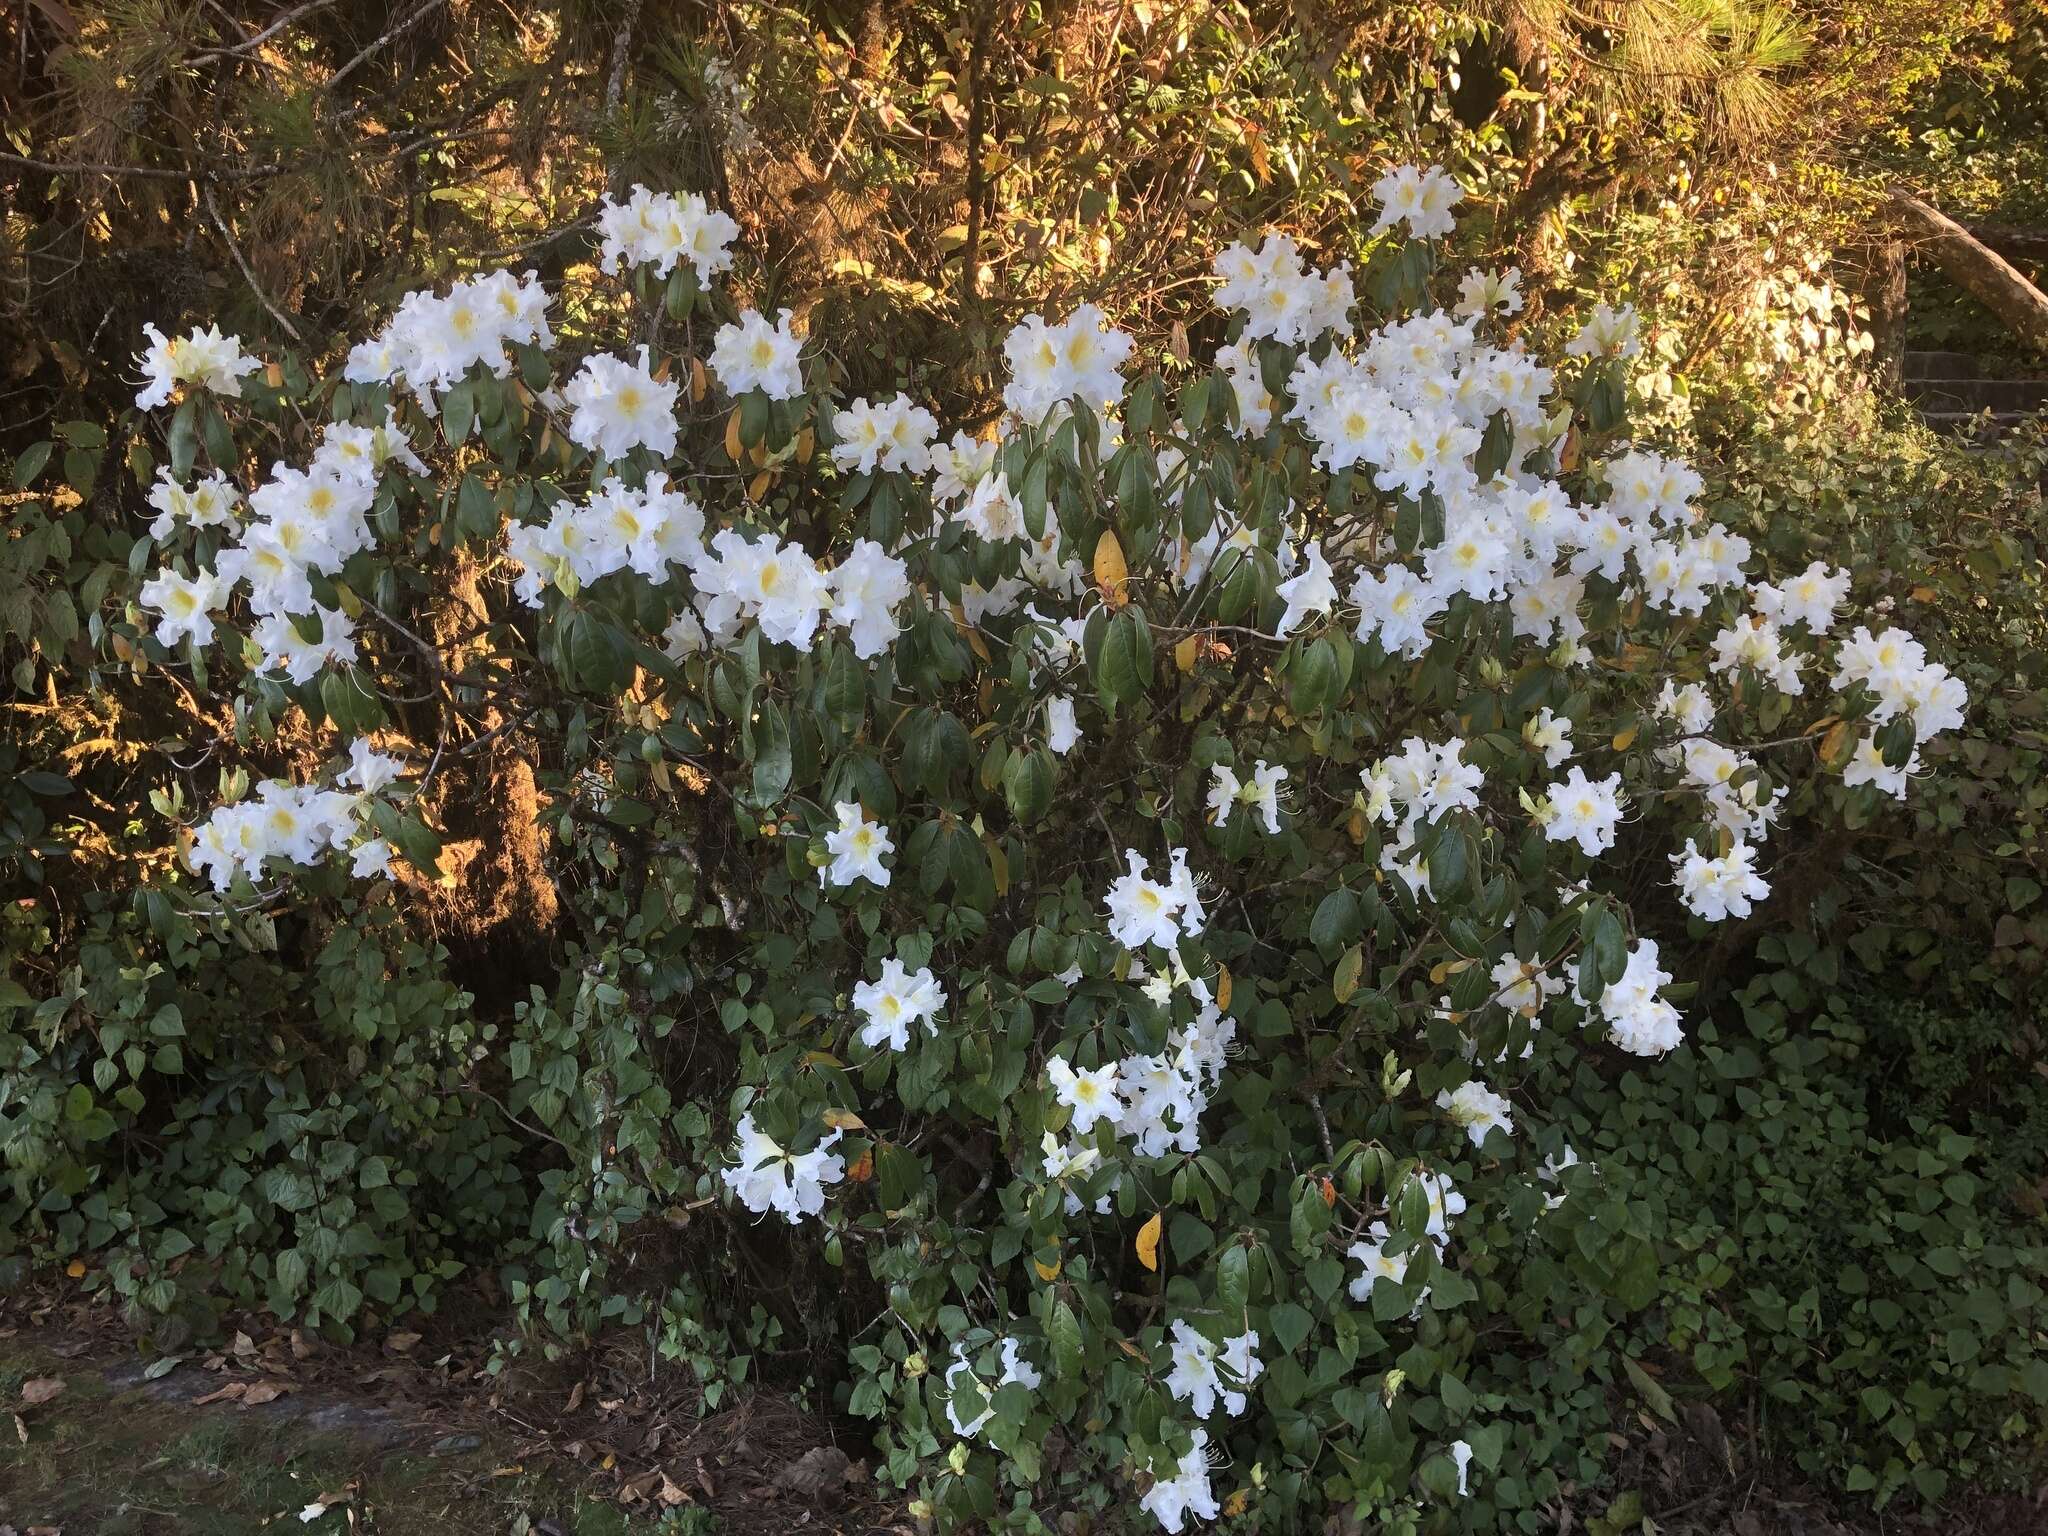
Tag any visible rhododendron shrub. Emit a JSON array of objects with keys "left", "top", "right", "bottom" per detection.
[{"left": 110, "top": 172, "right": 1963, "bottom": 1531}]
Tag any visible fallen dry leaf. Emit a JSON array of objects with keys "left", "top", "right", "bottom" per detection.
[
  {"left": 241, "top": 1381, "right": 288, "bottom": 1406},
  {"left": 193, "top": 1382, "right": 248, "bottom": 1406},
  {"left": 658, "top": 1471, "right": 692, "bottom": 1507},
  {"left": 19, "top": 1378, "right": 64, "bottom": 1407}
]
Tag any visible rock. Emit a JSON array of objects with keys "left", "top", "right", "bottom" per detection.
[{"left": 774, "top": 1445, "right": 852, "bottom": 1505}]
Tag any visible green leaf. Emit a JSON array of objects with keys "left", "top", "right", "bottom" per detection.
[
  {"left": 750, "top": 699, "right": 793, "bottom": 806},
  {"left": 1289, "top": 636, "right": 1340, "bottom": 715},
  {"left": 822, "top": 643, "right": 865, "bottom": 732},
  {"left": 1267, "top": 1301, "right": 1314, "bottom": 1355},
  {"left": 1049, "top": 1298, "right": 1083, "bottom": 1376},
  {"left": 1094, "top": 606, "right": 1153, "bottom": 711},
  {"left": 1309, "top": 888, "right": 1360, "bottom": 955},
  {"left": 1003, "top": 747, "right": 1055, "bottom": 826},
  {"left": 11, "top": 441, "right": 52, "bottom": 489}
]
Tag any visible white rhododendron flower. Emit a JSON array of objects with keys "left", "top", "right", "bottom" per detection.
[
  {"left": 139, "top": 568, "right": 229, "bottom": 649},
  {"left": 342, "top": 739, "right": 405, "bottom": 793},
  {"left": 721, "top": 1113, "right": 844, "bottom": 1223},
  {"left": 1353, "top": 562, "right": 1446, "bottom": 658},
  {"left": 345, "top": 269, "right": 552, "bottom": 405},
  {"left": 146, "top": 469, "right": 241, "bottom": 541},
  {"left": 1001, "top": 304, "right": 1134, "bottom": 424},
  {"left": 1139, "top": 1430, "right": 1219, "bottom": 1535},
  {"left": 1492, "top": 953, "right": 1566, "bottom": 1015},
  {"left": 710, "top": 308, "right": 805, "bottom": 399},
  {"left": 1594, "top": 939, "right": 1684, "bottom": 1057},
  {"left": 821, "top": 801, "right": 894, "bottom": 888},
  {"left": 1455, "top": 265, "right": 1524, "bottom": 318},
  {"left": 945, "top": 1338, "right": 1042, "bottom": 1438},
  {"left": 827, "top": 538, "right": 912, "bottom": 659},
  {"left": 1753, "top": 560, "right": 1851, "bottom": 633},
  {"left": 1566, "top": 301, "right": 1641, "bottom": 360},
  {"left": 1523, "top": 707, "right": 1573, "bottom": 769},
  {"left": 1274, "top": 542, "right": 1338, "bottom": 636},
  {"left": 185, "top": 780, "right": 366, "bottom": 892},
  {"left": 1047, "top": 1055, "right": 1121, "bottom": 1135},
  {"left": 1047, "top": 695, "right": 1081, "bottom": 756},
  {"left": 1674, "top": 838, "right": 1770, "bottom": 921},
  {"left": 1207, "top": 760, "right": 1287, "bottom": 833},
  {"left": 595, "top": 184, "right": 738, "bottom": 282},
  {"left": 831, "top": 393, "right": 939, "bottom": 475},
  {"left": 134, "top": 322, "right": 262, "bottom": 410},
  {"left": 1371, "top": 162, "right": 1463, "bottom": 240},
  {"left": 1437, "top": 1079, "right": 1515, "bottom": 1148},
  {"left": 1542, "top": 766, "right": 1625, "bottom": 857},
  {"left": 1843, "top": 733, "right": 1917, "bottom": 797},
  {"left": 853, "top": 957, "right": 946, "bottom": 1052},
  {"left": 563, "top": 347, "right": 679, "bottom": 459},
  {"left": 1165, "top": 1320, "right": 1264, "bottom": 1419}
]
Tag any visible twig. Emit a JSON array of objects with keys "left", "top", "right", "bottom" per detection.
[
  {"left": 604, "top": 0, "right": 644, "bottom": 114},
  {"left": 325, "top": 0, "right": 452, "bottom": 93},
  {"left": 202, "top": 184, "right": 302, "bottom": 342},
  {"left": 958, "top": 0, "right": 996, "bottom": 306},
  {"left": 189, "top": 0, "right": 340, "bottom": 63}
]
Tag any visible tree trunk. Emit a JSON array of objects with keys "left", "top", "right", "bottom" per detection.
[
  {"left": 1857, "top": 237, "right": 1908, "bottom": 392},
  {"left": 1891, "top": 187, "right": 2048, "bottom": 353}
]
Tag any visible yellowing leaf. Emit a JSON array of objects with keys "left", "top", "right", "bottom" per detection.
[
  {"left": 1135, "top": 1212, "right": 1163, "bottom": 1272},
  {"left": 1174, "top": 634, "right": 1199, "bottom": 673},
  {"left": 1612, "top": 723, "right": 1639, "bottom": 752},
  {"left": 724, "top": 407, "right": 745, "bottom": 462},
  {"left": 689, "top": 356, "right": 708, "bottom": 402},
  {"left": 1215, "top": 964, "right": 1232, "bottom": 1012},
  {"left": 1910, "top": 585, "right": 1936, "bottom": 603},
  {"left": 66, "top": 1259, "right": 86, "bottom": 1279},
  {"left": 1333, "top": 944, "right": 1363, "bottom": 1004},
  {"left": 1034, "top": 1256, "right": 1062, "bottom": 1281},
  {"left": 1093, "top": 529, "right": 1130, "bottom": 606},
  {"left": 822, "top": 1108, "right": 867, "bottom": 1130},
  {"left": 747, "top": 469, "right": 773, "bottom": 502},
  {"left": 796, "top": 425, "right": 815, "bottom": 465},
  {"left": 1819, "top": 718, "right": 1850, "bottom": 766}
]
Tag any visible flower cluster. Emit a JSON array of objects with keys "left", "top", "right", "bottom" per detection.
[
  {"left": 134, "top": 323, "right": 262, "bottom": 411},
  {"left": 342, "top": 269, "right": 554, "bottom": 409},
  {"left": 1347, "top": 1169, "right": 1466, "bottom": 1311},
  {"left": 720, "top": 1114, "right": 846, "bottom": 1223},
  {"left": 185, "top": 742, "right": 406, "bottom": 891},
  {"left": 595, "top": 184, "right": 740, "bottom": 283},
  {"left": 1210, "top": 234, "right": 1355, "bottom": 345},
  {"left": 1001, "top": 304, "right": 1134, "bottom": 424}
]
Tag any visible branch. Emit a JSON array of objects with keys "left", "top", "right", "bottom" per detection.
[
  {"left": 325, "top": 0, "right": 451, "bottom": 93},
  {"left": 202, "top": 184, "right": 302, "bottom": 342},
  {"left": 1890, "top": 186, "right": 2048, "bottom": 353}
]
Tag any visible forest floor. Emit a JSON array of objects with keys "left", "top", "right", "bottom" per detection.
[
  {"left": 0, "top": 1287, "right": 899, "bottom": 1536},
  {"left": 0, "top": 1286, "right": 2036, "bottom": 1535}
]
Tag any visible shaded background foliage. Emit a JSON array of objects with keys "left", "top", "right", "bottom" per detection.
[{"left": 4, "top": 0, "right": 2048, "bottom": 1527}]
